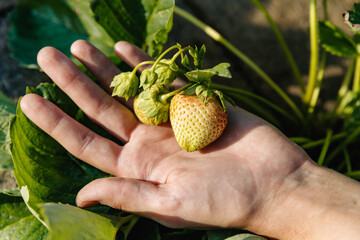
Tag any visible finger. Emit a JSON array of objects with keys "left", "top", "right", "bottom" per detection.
[
  {"left": 37, "top": 46, "right": 139, "bottom": 143},
  {"left": 76, "top": 177, "right": 180, "bottom": 227},
  {"left": 114, "top": 41, "right": 153, "bottom": 71},
  {"left": 20, "top": 94, "right": 122, "bottom": 176},
  {"left": 70, "top": 40, "right": 121, "bottom": 93}
]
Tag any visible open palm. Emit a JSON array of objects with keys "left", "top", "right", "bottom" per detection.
[{"left": 20, "top": 40, "right": 311, "bottom": 232}]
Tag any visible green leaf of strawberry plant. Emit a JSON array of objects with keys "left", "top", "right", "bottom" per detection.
[
  {"left": 39, "top": 203, "right": 139, "bottom": 240},
  {"left": 213, "top": 90, "right": 227, "bottom": 111},
  {"left": 344, "top": 3, "right": 360, "bottom": 32},
  {"left": 9, "top": 83, "right": 120, "bottom": 218},
  {"left": 318, "top": 21, "right": 358, "bottom": 57},
  {"left": 0, "top": 192, "right": 49, "bottom": 239},
  {"left": 90, "top": 0, "right": 175, "bottom": 58},
  {"left": 211, "top": 63, "right": 232, "bottom": 78},
  {"left": 181, "top": 54, "right": 191, "bottom": 71},
  {"left": 185, "top": 63, "right": 231, "bottom": 83},
  {"left": 189, "top": 45, "right": 206, "bottom": 69},
  {"left": 224, "top": 233, "right": 268, "bottom": 240},
  {"left": 181, "top": 84, "right": 198, "bottom": 96},
  {"left": 185, "top": 70, "right": 215, "bottom": 84},
  {"left": 0, "top": 92, "right": 16, "bottom": 170},
  {"left": 354, "top": 32, "right": 360, "bottom": 45},
  {"left": 7, "top": 0, "right": 115, "bottom": 68}
]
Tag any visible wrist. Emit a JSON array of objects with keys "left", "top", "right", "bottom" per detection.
[{"left": 247, "top": 160, "right": 360, "bottom": 240}]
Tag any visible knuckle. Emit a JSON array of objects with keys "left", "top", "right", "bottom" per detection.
[{"left": 78, "top": 131, "right": 96, "bottom": 158}]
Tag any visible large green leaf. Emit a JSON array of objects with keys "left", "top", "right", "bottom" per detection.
[
  {"left": 90, "top": 0, "right": 175, "bottom": 58},
  {"left": 0, "top": 92, "right": 17, "bottom": 170},
  {"left": 7, "top": 0, "right": 115, "bottom": 67},
  {"left": 9, "top": 83, "right": 116, "bottom": 216},
  {"left": 39, "top": 203, "right": 138, "bottom": 240},
  {"left": 0, "top": 192, "right": 49, "bottom": 239},
  {"left": 318, "top": 21, "right": 358, "bottom": 57},
  {"left": 225, "top": 234, "right": 267, "bottom": 240}
]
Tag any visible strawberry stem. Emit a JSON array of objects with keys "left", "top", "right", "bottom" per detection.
[
  {"left": 159, "top": 84, "right": 193, "bottom": 103},
  {"left": 132, "top": 61, "right": 156, "bottom": 74},
  {"left": 151, "top": 44, "right": 182, "bottom": 70},
  {"left": 170, "top": 46, "right": 191, "bottom": 64}
]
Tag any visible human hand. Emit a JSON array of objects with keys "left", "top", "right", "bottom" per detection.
[{"left": 20, "top": 40, "right": 360, "bottom": 240}]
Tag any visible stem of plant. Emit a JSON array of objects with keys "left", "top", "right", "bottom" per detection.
[
  {"left": 308, "top": 51, "right": 327, "bottom": 114},
  {"left": 317, "top": 129, "right": 332, "bottom": 166},
  {"left": 352, "top": 54, "right": 360, "bottom": 91},
  {"left": 344, "top": 148, "right": 352, "bottom": 173},
  {"left": 174, "top": 6, "right": 305, "bottom": 122},
  {"left": 212, "top": 83, "right": 299, "bottom": 125},
  {"left": 227, "top": 92, "right": 281, "bottom": 127},
  {"left": 346, "top": 170, "right": 360, "bottom": 180},
  {"left": 333, "top": 58, "right": 355, "bottom": 115},
  {"left": 160, "top": 83, "right": 192, "bottom": 103},
  {"left": 304, "top": 0, "right": 319, "bottom": 108},
  {"left": 170, "top": 46, "right": 191, "bottom": 64},
  {"left": 132, "top": 61, "right": 156, "bottom": 73},
  {"left": 301, "top": 131, "right": 347, "bottom": 149},
  {"left": 325, "top": 125, "right": 360, "bottom": 165},
  {"left": 151, "top": 44, "right": 181, "bottom": 70},
  {"left": 251, "top": 0, "right": 304, "bottom": 93},
  {"left": 117, "top": 214, "right": 140, "bottom": 238}
]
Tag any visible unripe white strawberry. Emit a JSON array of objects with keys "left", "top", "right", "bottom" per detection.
[{"left": 170, "top": 94, "right": 228, "bottom": 152}]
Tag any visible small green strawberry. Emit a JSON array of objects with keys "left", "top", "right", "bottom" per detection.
[
  {"left": 133, "top": 85, "right": 171, "bottom": 125},
  {"left": 110, "top": 72, "right": 139, "bottom": 100},
  {"left": 170, "top": 93, "right": 228, "bottom": 152}
]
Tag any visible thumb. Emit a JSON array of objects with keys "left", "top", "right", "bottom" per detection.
[{"left": 76, "top": 177, "right": 175, "bottom": 216}]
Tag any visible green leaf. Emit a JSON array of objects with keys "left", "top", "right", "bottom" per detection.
[
  {"left": 1, "top": 188, "right": 21, "bottom": 197},
  {"left": 354, "top": 32, "right": 360, "bottom": 45},
  {"left": 0, "top": 92, "right": 16, "bottom": 170},
  {"left": 181, "top": 54, "right": 191, "bottom": 71},
  {"left": 90, "top": 0, "right": 175, "bottom": 58},
  {"left": 39, "top": 203, "right": 139, "bottom": 240},
  {"left": 225, "top": 234, "right": 268, "bottom": 240},
  {"left": 9, "top": 83, "right": 116, "bottom": 217},
  {"left": 185, "top": 63, "right": 232, "bottom": 84},
  {"left": 154, "top": 59, "right": 178, "bottom": 86},
  {"left": 189, "top": 45, "right": 206, "bottom": 69},
  {"left": 182, "top": 84, "right": 198, "bottom": 96},
  {"left": 344, "top": 3, "right": 360, "bottom": 32},
  {"left": 211, "top": 63, "right": 232, "bottom": 78},
  {"left": 7, "top": 0, "right": 115, "bottom": 67},
  {"left": 318, "top": 21, "right": 358, "bottom": 57},
  {"left": 111, "top": 72, "right": 140, "bottom": 100},
  {"left": 185, "top": 71, "right": 214, "bottom": 84},
  {"left": 345, "top": 110, "right": 360, "bottom": 132},
  {"left": 0, "top": 192, "right": 49, "bottom": 239}
]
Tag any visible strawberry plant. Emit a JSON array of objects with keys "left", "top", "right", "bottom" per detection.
[
  {"left": 111, "top": 44, "right": 233, "bottom": 151},
  {"left": 0, "top": 0, "right": 360, "bottom": 239}
]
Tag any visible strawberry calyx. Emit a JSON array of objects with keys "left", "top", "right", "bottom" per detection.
[
  {"left": 180, "top": 62, "right": 234, "bottom": 111},
  {"left": 110, "top": 71, "right": 139, "bottom": 101},
  {"left": 136, "top": 85, "right": 170, "bottom": 125},
  {"left": 181, "top": 83, "right": 231, "bottom": 112}
]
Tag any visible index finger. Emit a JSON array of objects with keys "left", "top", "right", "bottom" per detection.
[{"left": 37, "top": 46, "right": 139, "bottom": 143}]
